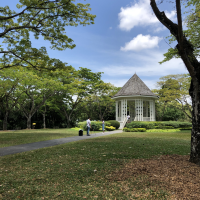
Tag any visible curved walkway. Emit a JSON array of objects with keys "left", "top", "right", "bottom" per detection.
[{"left": 0, "top": 130, "right": 123, "bottom": 157}]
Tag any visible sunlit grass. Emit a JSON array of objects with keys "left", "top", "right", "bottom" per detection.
[
  {"left": 0, "top": 131, "right": 191, "bottom": 199},
  {"left": 0, "top": 128, "right": 101, "bottom": 148}
]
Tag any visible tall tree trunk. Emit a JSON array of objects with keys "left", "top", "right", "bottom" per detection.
[
  {"left": 189, "top": 79, "right": 200, "bottom": 164},
  {"left": 150, "top": 0, "right": 200, "bottom": 165},
  {"left": 43, "top": 105, "right": 46, "bottom": 129},
  {"left": 43, "top": 113, "right": 46, "bottom": 129},
  {"left": 3, "top": 111, "right": 9, "bottom": 130},
  {"left": 27, "top": 114, "right": 32, "bottom": 129}
]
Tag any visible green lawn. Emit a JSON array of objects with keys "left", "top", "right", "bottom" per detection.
[
  {"left": 0, "top": 128, "right": 101, "bottom": 148},
  {"left": 0, "top": 131, "right": 191, "bottom": 199}
]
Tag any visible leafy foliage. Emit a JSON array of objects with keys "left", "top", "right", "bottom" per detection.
[
  {"left": 123, "top": 127, "right": 146, "bottom": 132},
  {"left": 105, "top": 126, "right": 116, "bottom": 131},
  {"left": 0, "top": 0, "right": 96, "bottom": 70},
  {"left": 107, "top": 120, "right": 120, "bottom": 129},
  {"left": 152, "top": 74, "right": 192, "bottom": 121},
  {"left": 159, "top": 0, "right": 200, "bottom": 64},
  {"left": 126, "top": 121, "right": 192, "bottom": 129}
]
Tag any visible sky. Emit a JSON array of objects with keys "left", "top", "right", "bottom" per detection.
[{"left": 2, "top": 0, "right": 190, "bottom": 90}]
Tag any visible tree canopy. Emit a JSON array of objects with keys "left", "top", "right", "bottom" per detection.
[
  {"left": 159, "top": 0, "right": 200, "bottom": 64},
  {"left": 152, "top": 74, "right": 191, "bottom": 121},
  {"left": 0, "top": 0, "right": 96, "bottom": 71}
]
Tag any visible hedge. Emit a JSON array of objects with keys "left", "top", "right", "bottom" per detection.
[
  {"left": 126, "top": 121, "right": 192, "bottom": 129},
  {"left": 77, "top": 121, "right": 111, "bottom": 131},
  {"left": 146, "top": 129, "right": 181, "bottom": 132},
  {"left": 107, "top": 120, "right": 120, "bottom": 129},
  {"left": 123, "top": 127, "right": 146, "bottom": 132}
]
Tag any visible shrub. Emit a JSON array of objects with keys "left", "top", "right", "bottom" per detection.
[
  {"left": 146, "top": 129, "right": 181, "bottom": 132},
  {"left": 77, "top": 122, "right": 85, "bottom": 128},
  {"left": 105, "top": 121, "right": 111, "bottom": 126},
  {"left": 125, "top": 121, "right": 192, "bottom": 129},
  {"left": 107, "top": 120, "right": 120, "bottom": 129},
  {"left": 162, "top": 126, "right": 174, "bottom": 129},
  {"left": 91, "top": 122, "right": 102, "bottom": 131},
  {"left": 126, "top": 122, "right": 156, "bottom": 129},
  {"left": 78, "top": 121, "right": 102, "bottom": 131},
  {"left": 123, "top": 128, "right": 146, "bottom": 132},
  {"left": 179, "top": 127, "right": 192, "bottom": 130},
  {"left": 105, "top": 126, "right": 116, "bottom": 131}
]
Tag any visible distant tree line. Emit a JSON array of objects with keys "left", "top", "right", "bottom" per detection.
[{"left": 0, "top": 67, "right": 119, "bottom": 130}]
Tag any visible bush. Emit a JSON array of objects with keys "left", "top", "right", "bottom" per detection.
[
  {"left": 179, "top": 127, "right": 192, "bottom": 130},
  {"left": 78, "top": 121, "right": 102, "bottom": 131},
  {"left": 125, "top": 121, "right": 192, "bottom": 129},
  {"left": 126, "top": 122, "right": 155, "bottom": 129},
  {"left": 146, "top": 129, "right": 181, "bottom": 132},
  {"left": 105, "top": 126, "right": 116, "bottom": 131},
  {"left": 107, "top": 120, "right": 120, "bottom": 129},
  {"left": 123, "top": 127, "right": 146, "bottom": 132},
  {"left": 77, "top": 122, "right": 85, "bottom": 128},
  {"left": 105, "top": 121, "right": 111, "bottom": 126},
  {"left": 162, "top": 126, "right": 174, "bottom": 129}
]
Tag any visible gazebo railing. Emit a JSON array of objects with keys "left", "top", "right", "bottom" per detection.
[{"left": 121, "top": 117, "right": 128, "bottom": 129}]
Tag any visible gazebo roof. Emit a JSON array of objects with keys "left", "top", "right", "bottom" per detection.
[{"left": 113, "top": 73, "right": 157, "bottom": 98}]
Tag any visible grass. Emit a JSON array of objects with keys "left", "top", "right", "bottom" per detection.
[
  {"left": 0, "top": 130, "right": 191, "bottom": 199},
  {"left": 0, "top": 128, "right": 101, "bottom": 148}
]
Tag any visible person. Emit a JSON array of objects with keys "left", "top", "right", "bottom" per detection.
[
  {"left": 102, "top": 119, "right": 105, "bottom": 134},
  {"left": 127, "top": 115, "right": 130, "bottom": 123},
  {"left": 86, "top": 117, "right": 91, "bottom": 136}
]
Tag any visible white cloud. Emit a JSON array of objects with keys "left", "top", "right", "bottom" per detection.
[
  {"left": 118, "top": 0, "right": 176, "bottom": 31},
  {"left": 121, "top": 34, "right": 161, "bottom": 51},
  {"left": 101, "top": 50, "right": 188, "bottom": 81},
  {"left": 153, "top": 26, "right": 166, "bottom": 33},
  {"left": 109, "top": 27, "right": 113, "bottom": 30}
]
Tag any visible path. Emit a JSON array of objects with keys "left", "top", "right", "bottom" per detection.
[{"left": 0, "top": 130, "right": 123, "bottom": 157}]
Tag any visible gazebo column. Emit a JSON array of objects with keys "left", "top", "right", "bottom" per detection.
[
  {"left": 128, "top": 101, "right": 131, "bottom": 119},
  {"left": 153, "top": 100, "right": 155, "bottom": 121},
  {"left": 116, "top": 101, "right": 118, "bottom": 121},
  {"left": 121, "top": 100, "right": 124, "bottom": 121},
  {"left": 146, "top": 101, "right": 148, "bottom": 118},
  {"left": 126, "top": 99, "right": 127, "bottom": 118},
  {"left": 121, "top": 99, "right": 127, "bottom": 122},
  {"left": 150, "top": 101, "right": 153, "bottom": 121},
  {"left": 135, "top": 99, "right": 143, "bottom": 121},
  {"left": 141, "top": 99, "right": 143, "bottom": 121},
  {"left": 119, "top": 101, "right": 121, "bottom": 121},
  {"left": 135, "top": 100, "right": 138, "bottom": 121}
]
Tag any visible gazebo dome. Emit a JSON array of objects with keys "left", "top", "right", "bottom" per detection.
[{"left": 113, "top": 73, "right": 157, "bottom": 129}]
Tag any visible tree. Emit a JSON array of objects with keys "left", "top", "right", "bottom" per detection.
[
  {"left": 159, "top": 0, "right": 200, "bottom": 64},
  {"left": 54, "top": 67, "right": 102, "bottom": 127},
  {"left": 0, "top": 0, "right": 96, "bottom": 71},
  {"left": 0, "top": 67, "right": 24, "bottom": 130},
  {"left": 150, "top": 0, "right": 200, "bottom": 164},
  {"left": 153, "top": 74, "right": 192, "bottom": 121},
  {"left": 16, "top": 69, "right": 62, "bottom": 129}
]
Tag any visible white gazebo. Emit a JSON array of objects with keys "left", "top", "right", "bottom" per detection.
[{"left": 112, "top": 73, "right": 158, "bottom": 129}]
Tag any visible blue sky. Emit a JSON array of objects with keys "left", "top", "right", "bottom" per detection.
[{"left": 3, "top": 0, "right": 190, "bottom": 89}]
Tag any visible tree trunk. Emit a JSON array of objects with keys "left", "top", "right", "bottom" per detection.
[
  {"left": 3, "top": 111, "right": 9, "bottom": 130},
  {"left": 189, "top": 79, "right": 200, "bottom": 164},
  {"left": 27, "top": 114, "right": 32, "bottom": 129},
  {"left": 43, "top": 105, "right": 46, "bottom": 129},
  {"left": 43, "top": 113, "right": 46, "bottom": 129},
  {"left": 150, "top": 0, "right": 200, "bottom": 165}
]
